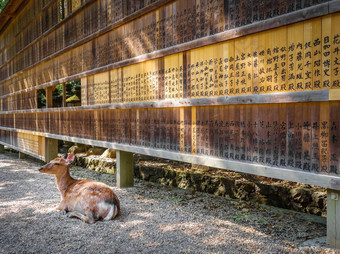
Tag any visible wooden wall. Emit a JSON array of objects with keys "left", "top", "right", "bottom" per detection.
[
  {"left": 0, "top": 0, "right": 335, "bottom": 97},
  {"left": 0, "top": 0, "right": 339, "bottom": 188},
  {"left": 79, "top": 14, "right": 340, "bottom": 105},
  {"left": 0, "top": 101, "right": 339, "bottom": 175}
]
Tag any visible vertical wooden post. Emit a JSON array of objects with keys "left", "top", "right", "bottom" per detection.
[
  {"left": 44, "top": 137, "right": 58, "bottom": 162},
  {"left": 34, "top": 89, "right": 38, "bottom": 109},
  {"left": 327, "top": 189, "right": 340, "bottom": 249},
  {"left": 0, "top": 144, "right": 4, "bottom": 153},
  {"left": 46, "top": 86, "right": 54, "bottom": 108},
  {"left": 62, "top": 83, "right": 66, "bottom": 107},
  {"left": 116, "top": 150, "right": 134, "bottom": 188},
  {"left": 19, "top": 152, "right": 27, "bottom": 159},
  {"left": 46, "top": 87, "right": 52, "bottom": 108}
]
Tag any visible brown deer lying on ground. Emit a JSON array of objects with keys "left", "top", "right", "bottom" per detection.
[{"left": 39, "top": 154, "right": 120, "bottom": 224}]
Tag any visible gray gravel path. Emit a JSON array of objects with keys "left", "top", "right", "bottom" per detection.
[{"left": 0, "top": 152, "right": 338, "bottom": 254}]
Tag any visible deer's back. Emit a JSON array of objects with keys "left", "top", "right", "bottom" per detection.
[{"left": 65, "top": 179, "right": 117, "bottom": 212}]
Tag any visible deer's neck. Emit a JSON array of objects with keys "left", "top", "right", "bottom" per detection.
[{"left": 56, "top": 169, "right": 76, "bottom": 197}]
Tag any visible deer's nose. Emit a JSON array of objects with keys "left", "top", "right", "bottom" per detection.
[{"left": 38, "top": 167, "right": 43, "bottom": 172}]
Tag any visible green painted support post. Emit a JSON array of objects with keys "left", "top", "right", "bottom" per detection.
[
  {"left": 327, "top": 189, "right": 340, "bottom": 249},
  {"left": 116, "top": 150, "right": 134, "bottom": 188},
  {"left": 44, "top": 138, "right": 58, "bottom": 162},
  {"left": 0, "top": 144, "right": 4, "bottom": 153}
]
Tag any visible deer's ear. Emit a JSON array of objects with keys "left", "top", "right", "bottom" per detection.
[{"left": 65, "top": 154, "right": 75, "bottom": 164}]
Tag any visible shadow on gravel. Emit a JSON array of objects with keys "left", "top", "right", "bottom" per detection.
[
  {"left": 0, "top": 153, "right": 330, "bottom": 253},
  {"left": 0, "top": 154, "right": 58, "bottom": 219},
  {"left": 115, "top": 182, "right": 327, "bottom": 250}
]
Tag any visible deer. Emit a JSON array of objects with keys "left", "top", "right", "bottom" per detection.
[{"left": 38, "top": 154, "right": 120, "bottom": 224}]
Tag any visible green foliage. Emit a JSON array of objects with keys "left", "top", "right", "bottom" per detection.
[
  {"left": 258, "top": 218, "right": 268, "bottom": 224},
  {"left": 232, "top": 212, "right": 270, "bottom": 225},
  {"left": 53, "top": 84, "right": 63, "bottom": 96},
  {"left": 0, "top": 0, "right": 10, "bottom": 13},
  {"left": 52, "top": 84, "right": 63, "bottom": 107},
  {"left": 233, "top": 213, "right": 254, "bottom": 223},
  {"left": 169, "top": 196, "right": 180, "bottom": 201},
  {"left": 58, "top": 0, "right": 65, "bottom": 21},
  {"left": 65, "top": 80, "right": 81, "bottom": 100},
  {"left": 37, "top": 89, "right": 46, "bottom": 108},
  {"left": 36, "top": 80, "right": 81, "bottom": 108}
]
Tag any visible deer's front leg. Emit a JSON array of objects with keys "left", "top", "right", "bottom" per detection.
[{"left": 56, "top": 200, "right": 68, "bottom": 211}]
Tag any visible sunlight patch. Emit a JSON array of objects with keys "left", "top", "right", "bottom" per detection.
[
  {"left": 159, "top": 222, "right": 203, "bottom": 235},
  {"left": 120, "top": 220, "right": 145, "bottom": 228},
  {"left": 0, "top": 163, "right": 13, "bottom": 168},
  {"left": 135, "top": 212, "right": 153, "bottom": 218},
  {"left": 34, "top": 207, "right": 56, "bottom": 215},
  {"left": 129, "top": 230, "right": 144, "bottom": 239},
  {"left": 0, "top": 181, "right": 15, "bottom": 186}
]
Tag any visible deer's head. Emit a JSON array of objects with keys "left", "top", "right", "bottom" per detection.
[{"left": 39, "top": 154, "right": 75, "bottom": 176}]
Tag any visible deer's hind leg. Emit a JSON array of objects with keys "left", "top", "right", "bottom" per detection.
[{"left": 67, "top": 211, "right": 95, "bottom": 224}]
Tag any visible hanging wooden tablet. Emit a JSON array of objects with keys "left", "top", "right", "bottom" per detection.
[{"left": 330, "top": 102, "right": 340, "bottom": 174}]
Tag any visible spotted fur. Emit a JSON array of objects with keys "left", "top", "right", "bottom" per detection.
[{"left": 39, "top": 156, "right": 120, "bottom": 224}]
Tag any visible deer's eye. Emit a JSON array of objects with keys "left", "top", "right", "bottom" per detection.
[{"left": 55, "top": 163, "right": 60, "bottom": 166}]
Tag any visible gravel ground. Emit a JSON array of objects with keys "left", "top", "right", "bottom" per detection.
[{"left": 0, "top": 152, "right": 338, "bottom": 254}]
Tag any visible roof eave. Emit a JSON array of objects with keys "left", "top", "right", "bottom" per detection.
[{"left": 0, "top": 0, "right": 29, "bottom": 35}]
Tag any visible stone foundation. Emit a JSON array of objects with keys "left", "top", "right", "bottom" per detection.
[{"left": 72, "top": 154, "right": 326, "bottom": 216}]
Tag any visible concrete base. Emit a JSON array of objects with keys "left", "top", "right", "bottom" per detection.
[
  {"left": 116, "top": 151, "right": 134, "bottom": 188},
  {"left": 301, "top": 236, "right": 326, "bottom": 248},
  {"left": 19, "top": 152, "right": 28, "bottom": 159},
  {"left": 0, "top": 144, "right": 4, "bottom": 153},
  {"left": 44, "top": 138, "right": 58, "bottom": 162},
  {"left": 327, "top": 189, "right": 340, "bottom": 249}
]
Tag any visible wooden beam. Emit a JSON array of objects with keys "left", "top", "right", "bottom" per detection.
[
  {"left": 0, "top": 90, "right": 330, "bottom": 114},
  {"left": 1, "top": 127, "right": 340, "bottom": 191},
  {"left": 330, "top": 0, "right": 340, "bottom": 13}
]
